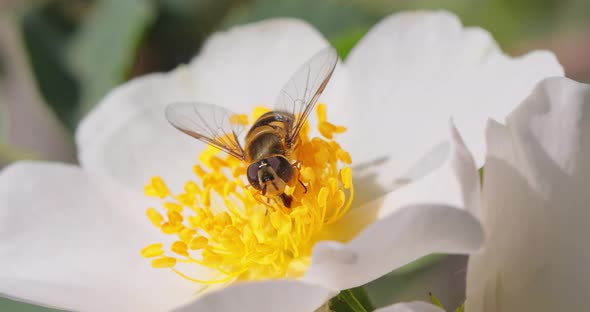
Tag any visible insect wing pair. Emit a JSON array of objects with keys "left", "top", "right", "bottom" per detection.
[{"left": 165, "top": 47, "right": 339, "bottom": 206}]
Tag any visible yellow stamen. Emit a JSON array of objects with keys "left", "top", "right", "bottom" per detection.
[
  {"left": 141, "top": 104, "right": 356, "bottom": 285},
  {"left": 146, "top": 207, "right": 163, "bottom": 228},
  {"left": 189, "top": 236, "right": 208, "bottom": 250},
  {"left": 144, "top": 177, "right": 170, "bottom": 198},
  {"left": 229, "top": 113, "right": 249, "bottom": 126},
  {"left": 151, "top": 257, "right": 177, "bottom": 268},
  {"left": 141, "top": 243, "right": 164, "bottom": 258}
]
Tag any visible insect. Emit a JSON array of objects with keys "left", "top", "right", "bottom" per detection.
[{"left": 165, "top": 47, "right": 338, "bottom": 208}]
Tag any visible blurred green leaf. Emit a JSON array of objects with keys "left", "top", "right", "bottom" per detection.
[
  {"left": 0, "top": 297, "right": 59, "bottom": 312},
  {"left": 364, "top": 255, "right": 467, "bottom": 309},
  {"left": 225, "top": 0, "right": 377, "bottom": 42},
  {"left": 454, "top": 304, "right": 465, "bottom": 312},
  {"left": 329, "top": 26, "right": 369, "bottom": 59},
  {"left": 2, "top": 12, "right": 76, "bottom": 165},
  {"left": 330, "top": 287, "right": 375, "bottom": 312},
  {"left": 20, "top": 3, "right": 81, "bottom": 129},
  {"left": 392, "top": 254, "right": 447, "bottom": 276},
  {"left": 137, "top": 0, "right": 241, "bottom": 74},
  {"left": 430, "top": 292, "right": 444, "bottom": 309},
  {"left": 69, "top": 0, "right": 156, "bottom": 120},
  {"left": 479, "top": 167, "right": 484, "bottom": 185},
  {"left": 346, "top": 0, "right": 565, "bottom": 49},
  {"left": 0, "top": 91, "right": 6, "bottom": 141}
]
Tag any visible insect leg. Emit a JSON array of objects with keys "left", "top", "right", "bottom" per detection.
[
  {"left": 280, "top": 193, "right": 293, "bottom": 208},
  {"left": 298, "top": 179, "right": 308, "bottom": 193}
]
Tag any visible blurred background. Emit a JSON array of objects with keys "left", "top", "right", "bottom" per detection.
[{"left": 0, "top": 0, "right": 588, "bottom": 311}]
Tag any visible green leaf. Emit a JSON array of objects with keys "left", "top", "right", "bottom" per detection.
[
  {"left": 329, "top": 26, "right": 369, "bottom": 59},
  {"left": 363, "top": 254, "right": 460, "bottom": 308},
  {"left": 0, "top": 88, "right": 6, "bottom": 140},
  {"left": 20, "top": 4, "right": 81, "bottom": 129},
  {"left": 224, "top": 0, "right": 377, "bottom": 46},
  {"left": 392, "top": 254, "right": 447, "bottom": 276},
  {"left": 142, "top": 0, "right": 239, "bottom": 73},
  {"left": 454, "top": 304, "right": 465, "bottom": 312},
  {"left": 0, "top": 297, "right": 59, "bottom": 312},
  {"left": 429, "top": 292, "right": 444, "bottom": 309},
  {"left": 479, "top": 167, "right": 484, "bottom": 186},
  {"left": 68, "top": 0, "right": 156, "bottom": 120},
  {"left": 346, "top": 0, "right": 574, "bottom": 49},
  {"left": 330, "top": 287, "right": 375, "bottom": 312}
]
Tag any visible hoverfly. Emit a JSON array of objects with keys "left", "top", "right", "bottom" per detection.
[{"left": 165, "top": 47, "right": 338, "bottom": 208}]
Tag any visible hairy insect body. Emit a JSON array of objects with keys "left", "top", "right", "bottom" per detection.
[
  {"left": 164, "top": 46, "right": 337, "bottom": 208},
  {"left": 244, "top": 112, "right": 295, "bottom": 204},
  {"left": 245, "top": 112, "right": 292, "bottom": 162}
]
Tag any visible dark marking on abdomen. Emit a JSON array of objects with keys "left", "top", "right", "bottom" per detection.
[
  {"left": 248, "top": 112, "right": 293, "bottom": 135},
  {"left": 244, "top": 111, "right": 293, "bottom": 162}
]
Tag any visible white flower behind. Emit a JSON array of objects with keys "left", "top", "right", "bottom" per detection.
[
  {"left": 374, "top": 301, "right": 445, "bottom": 312},
  {"left": 343, "top": 11, "right": 563, "bottom": 203},
  {"left": 466, "top": 77, "right": 590, "bottom": 312},
  {"left": 0, "top": 11, "right": 562, "bottom": 312}
]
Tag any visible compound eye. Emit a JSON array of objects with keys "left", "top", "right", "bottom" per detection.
[
  {"left": 246, "top": 163, "right": 261, "bottom": 190},
  {"left": 267, "top": 157, "right": 281, "bottom": 172},
  {"left": 267, "top": 156, "right": 293, "bottom": 182}
]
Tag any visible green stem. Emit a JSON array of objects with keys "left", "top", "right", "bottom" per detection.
[{"left": 339, "top": 290, "right": 367, "bottom": 312}]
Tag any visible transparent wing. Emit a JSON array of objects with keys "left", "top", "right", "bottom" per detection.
[
  {"left": 274, "top": 46, "right": 338, "bottom": 145},
  {"left": 165, "top": 102, "right": 246, "bottom": 160}
]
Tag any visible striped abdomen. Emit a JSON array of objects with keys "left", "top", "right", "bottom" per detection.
[{"left": 244, "top": 111, "right": 293, "bottom": 162}]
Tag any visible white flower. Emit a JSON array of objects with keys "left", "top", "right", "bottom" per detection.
[
  {"left": 374, "top": 301, "right": 445, "bottom": 312},
  {"left": 0, "top": 11, "right": 561, "bottom": 311},
  {"left": 465, "top": 77, "right": 590, "bottom": 312}
]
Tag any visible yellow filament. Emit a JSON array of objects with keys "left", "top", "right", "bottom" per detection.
[{"left": 141, "top": 104, "right": 355, "bottom": 285}]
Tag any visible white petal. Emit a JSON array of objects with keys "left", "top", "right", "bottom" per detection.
[
  {"left": 466, "top": 77, "right": 590, "bottom": 312},
  {"left": 186, "top": 18, "right": 334, "bottom": 111},
  {"left": 76, "top": 18, "right": 338, "bottom": 191},
  {"left": 344, "top": 10, "right": 562, "bottom": 196},
  {"left": 375, "top": 301, "right": 445, "bottom": 312},
  {"left": 305, "top": 122, "right": 483, "bottom": 290},
  {"left": 174, "top": 280, "right": 334, "bottom": 312},
  {"left": 0, "top": 162, "right": 197, "bottom": 311}
]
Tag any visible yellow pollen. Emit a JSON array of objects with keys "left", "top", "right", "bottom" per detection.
[
  {"left": 171, "top": 241, "right": 189, "bottom": 256},
  {"left": 141, "top": 243, "right": 165, "bottom": 258},
  {"left": 141, "top": 104, "right": 355, "bottom": 285},
  {"left": 146, "top": 208, "right": 163, "bottom": 228},
  {"left": 189, "top": 236, "right": 208, "bottom": 250},
  {"left": 144, "top": 177, "right": 170, "bottom": 198},
  {"left": 229, "top": 113, "right": 249, "bottom": 126},
  {"left": 151, "top": 256, "right": 177, "bottom": 268}
]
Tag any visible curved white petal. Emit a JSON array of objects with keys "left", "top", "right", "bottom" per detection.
[
  {"left": 0, "top": 162, "right": 197, "bottom": 311},
  {"left": 344, "top": 10, "right": 563, "bottom": 195},
  {"left": 76, "top": 18, "right": 343, "bottom": 190},
  {"left": 305, "top": 122, "right": 483, "bottom": 290},
  {"left": 174, "top": 280, "right": 334, "bottom": 312},
  {"left": 466, "top": 77, "right": 590, "bottom": 312},
  {"left": 375, "top": 301, "right": 445, "bottom": 312}
]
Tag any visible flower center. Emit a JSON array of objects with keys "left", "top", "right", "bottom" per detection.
[{"left": 141, "top": 104, "right": 353, "bottom": 284}]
